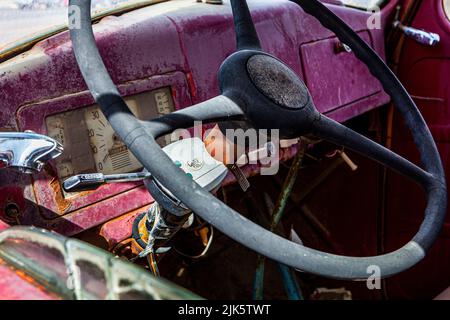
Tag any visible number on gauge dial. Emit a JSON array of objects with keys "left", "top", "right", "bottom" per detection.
[{"left": 84, "top": 106, "right": 142, "bottom": 174}]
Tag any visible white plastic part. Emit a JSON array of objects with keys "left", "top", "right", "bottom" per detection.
[{"left": 162, "top": 137, "right": 228, "bottom": 192}]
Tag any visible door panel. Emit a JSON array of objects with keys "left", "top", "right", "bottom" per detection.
[{"left": 386, "top": 0, "right": 450, "bottom": 299}]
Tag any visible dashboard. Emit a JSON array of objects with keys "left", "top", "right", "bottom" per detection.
[
  {"left": 0, "top": 0, "right": 392, "bottom": 246},
  {"left": 45, "top": 87, "right": 174, "bottom": 182}
]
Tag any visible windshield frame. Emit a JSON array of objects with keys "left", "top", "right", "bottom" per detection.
[
  {"left": 0, "top": 0, "right": 167, "bottom": 64},
  {"left": 338, "top": 0, "right": 388, "bottom": 10}
]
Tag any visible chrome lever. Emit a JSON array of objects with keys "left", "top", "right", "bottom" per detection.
[
  {"left": 0, "top": 132, "right": 63, "bottom": 174},
  {"left": 63, "top": 172, "right": 150, "bottom": 192},
  {"left": 393, "top": 20, "right": 440, "bottom": 47},
  {"left": 64, "top": 138, "right": 228, "bottom": 195}
]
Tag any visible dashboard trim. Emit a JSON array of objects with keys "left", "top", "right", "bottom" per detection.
[{"left": 16, "top": 71, "right": 191, "bottom": 224}]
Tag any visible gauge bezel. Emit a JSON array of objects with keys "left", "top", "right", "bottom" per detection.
[{"left": 46, "top": 87, "right": 174, "bottom": 181}]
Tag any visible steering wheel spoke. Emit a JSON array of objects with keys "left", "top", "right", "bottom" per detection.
[
  {"left": 230, "top": 0, "right": 261, "bottom": 51},
  {"left": 143, "top": 95, "right": 244, "bottom": 139},
  {"left": 311, "top": 115, "right": 435, "bottom": 187}
]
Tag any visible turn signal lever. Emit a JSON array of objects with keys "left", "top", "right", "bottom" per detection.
[
  {"left": 63, "top": 172, "right": 150, "bottom": 192},
  {"left": 64, "top": 138, "right": 229, "bottom": 264},
  {"left": 63, "top": 137, "right": 229, "bottom": 193},
  {"left": 0, "top": 132, "right": 63, "bottom": 173}
]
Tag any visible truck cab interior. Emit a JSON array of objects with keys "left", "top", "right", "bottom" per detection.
[{"left": 0, "top": 0, "right": 449, "bottom": 300}]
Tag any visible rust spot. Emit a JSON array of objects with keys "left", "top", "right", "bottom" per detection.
[
  {"left": 171, "top": 86, "right": 178, "bottom": 100},
  {"left": 186, "top": 72, "right": 197, "bottom": 99},
  {"left": 49, "top": 178, "right": 71, "bottom": 214},
  {"left": 99, "top": 205, "right": 150, "bottom": 249}
]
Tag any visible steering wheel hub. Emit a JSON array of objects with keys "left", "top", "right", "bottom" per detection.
[
  {"left": 219, "top": 50, "right": 319, "bottom": 138},
  {"left": 247, "top": 54, "right": 310, "bottom": 110}
]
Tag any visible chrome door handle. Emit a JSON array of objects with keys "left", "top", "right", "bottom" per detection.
[{"left": 394, "top": 21, "right": 440, "bottom": 47}]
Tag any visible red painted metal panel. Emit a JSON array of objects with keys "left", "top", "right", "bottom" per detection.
[
  {"left": 301, "top": 31, "right": 382, "bottom": 114},
  {"left": 386, "top": 0, "right": 450, "bottom": 299}
]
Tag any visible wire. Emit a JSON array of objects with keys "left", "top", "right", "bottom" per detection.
[
  {"left": 174, "top": 226, "right": 214, "bottom": 259},
  {"left": 146, "top": 252, "right": 160, "bottom": 277}
]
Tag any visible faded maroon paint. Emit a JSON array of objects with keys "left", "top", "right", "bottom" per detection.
[
  {"left": 100, "top": 205, "right": 150, "bottom": 248},
  {"left": 49, "top": 185, "right": 153, "bottom": 235},
  {"left": 386, "top": 0, "right": 450, "bottom": 299},
  {"left": 0, "top": 0, "right": 389, "bottom": 236},
  {"left": 301, "top": 31, "right": 382, "bottom": 114}
]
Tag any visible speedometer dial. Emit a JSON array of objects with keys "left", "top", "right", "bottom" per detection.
[
  {"left": 45, "top": 87, "right": 175, "bottom": 182},
  {"left": 155, "top": 90, "right": 173, "bottom": 115},
  {"left": 84, "top": 105, "right": 142, "bottom": 174},
  {"left": 46, "top": 116, "right": 75, "bottom": 177}
]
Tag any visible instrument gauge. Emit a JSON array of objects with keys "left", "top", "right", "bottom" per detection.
[
  {"left": 84, "top": 105, "right": 142, "bottom": 175},
  {"left": 46, "top": 116, "right": 66, "bottom": 146},
  {"left": 155, "top": 90, "right": 173, "bottom": 115},
  {"left": 45, "top": 87, "right": 175, "bottom": 183}
]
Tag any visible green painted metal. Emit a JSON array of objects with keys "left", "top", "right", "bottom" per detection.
[{"left": 253, "top": 141, "right": 306, "bottom": 300}]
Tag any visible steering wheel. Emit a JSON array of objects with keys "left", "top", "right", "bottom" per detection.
[{"left": 69, "top": 0, "right": 447, "bottom": 279}]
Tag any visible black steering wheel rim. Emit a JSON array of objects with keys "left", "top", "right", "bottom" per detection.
[{"left": 68, "top": 0, "right": 447, "bottom": 280}]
